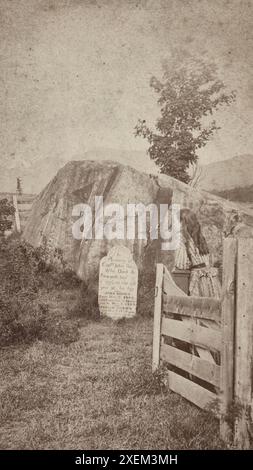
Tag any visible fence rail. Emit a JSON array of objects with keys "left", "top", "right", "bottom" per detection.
[
  {"left": 163, "top": 295, "right": 221, "bottom": 322},
  {"left": 152, "top": 238, "right": 253, "bottom": 449},
  {"left": 12, "top": 194, "right": 35, "bottom": 232}
]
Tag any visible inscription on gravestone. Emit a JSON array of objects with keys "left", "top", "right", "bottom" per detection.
[{"left": 98, "top": 246, "right": 138, "bottom": 319}]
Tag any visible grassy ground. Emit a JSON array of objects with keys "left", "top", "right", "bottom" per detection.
[{"left": 0, "top": 286, "right": 225, "bottom": 450}]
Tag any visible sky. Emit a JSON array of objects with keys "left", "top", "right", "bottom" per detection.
[{"left": 0, "top": 0, "right": 253, "bottom": 182}]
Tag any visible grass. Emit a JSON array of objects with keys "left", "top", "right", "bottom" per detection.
[{"left": 0, "top": 288, "right": 225, "bottom": 450}]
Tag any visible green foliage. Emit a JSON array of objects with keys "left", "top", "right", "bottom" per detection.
[
  {"left": 43, "top": 316, "right": 80, "bottom": 346},
  {"left": 0, "top": 238, "right": 81, "bottom": 347},
  {"left": 68, "top": 281, "right": 100, "bottom": 320},
  {"left": 0, "top": 239, "right": 46, "bottom": 346},
  {"left": 0, "top": 239, "right": 42, "bottom": 294},
  {"left": 0, "top": 198, "right": 15, "bottom": 234},
  {"left": 135, "top": 58, "right": 236, "bottom": 183},
  {"left": 0, "top": 295, "right": 48, "bottom": 346},
  {"left": 0, "top": 237, "right": 81, "bottom": 293}
]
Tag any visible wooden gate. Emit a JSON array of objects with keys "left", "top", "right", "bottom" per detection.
[{"left": 152, "top": 238, "right": 253, "bottom": 449}]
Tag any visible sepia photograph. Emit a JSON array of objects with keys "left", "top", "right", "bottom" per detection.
[{"left": 0, "top": 0, "right": 253, "bottom": 460}]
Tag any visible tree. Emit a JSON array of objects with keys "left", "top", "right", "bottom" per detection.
[
  {"left": 0, "top": 199, "right": 15, "bottom": 235},
  {"left": 135, "top": 59, "right": 236, "bottom": 183}
]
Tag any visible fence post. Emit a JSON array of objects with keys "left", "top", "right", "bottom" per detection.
[
  {"left": 152, "top": 263, "right": 163, "bottom": 372},
  {"left": 12, "top": 194, "right": 21, "bottom": 233},
  {"left": 220, "top": 238, "right": 237, "bottom": 443},
  {"left": 234, "top": 238, "right": 253, "bottom": 449}
]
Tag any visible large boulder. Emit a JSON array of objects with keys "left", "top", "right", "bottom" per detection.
[{"left": 23, "top": 159, "right": 253, "bottom": 293}]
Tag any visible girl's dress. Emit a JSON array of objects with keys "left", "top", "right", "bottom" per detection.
[{"left": 174, "top": 234, "right": 221, "bottom": 299}]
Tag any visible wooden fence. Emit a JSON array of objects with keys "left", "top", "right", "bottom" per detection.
[
  {"left": 152, "top": 238, "right": 253, "bottom": 449},
  {"left": 12, "top": 194, "right": 35, "bottom": 232}
]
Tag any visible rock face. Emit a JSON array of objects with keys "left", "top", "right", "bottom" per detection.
[
  {"left": 23, "top": 159, "right": 253, "bottom": 297},
  {"left": 23, "top": 160, "right": 159, "bottom": 284}
]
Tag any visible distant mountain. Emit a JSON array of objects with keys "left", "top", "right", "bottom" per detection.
[
  {"left": 0, "top": 148, "right": 156, "bottom": 194},
  {"left": 198, "top": 154, "right": 253, "bottom": 201}
]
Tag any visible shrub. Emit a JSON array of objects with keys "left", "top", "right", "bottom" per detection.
[
  {"left": 0, "top": 293, "right": 48, "bottom": 347},
  {"left": 0, "top": 237, "right": 81, "bottom": 292},
  {"left": 68, "top": 282, "right": 100, "bottom": 320},
  {"left": 0, "top": 237, "right": 49, "bottom": 294},
  {"left": 0, "top": 198, "right": 15, "bottom": 235},
  {"left": 40, "top": 268, "right": 82, "bottom": 291},
  {"left": 0, "top": 238, "right": 81, "bottom": 347},
  {"left": 42, "top": 317, "right": 80, "bottom": 345}
]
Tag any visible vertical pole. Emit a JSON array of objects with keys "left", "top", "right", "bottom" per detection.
[
  {"left": 220, "top": 238, "right": 237, "bottom": 443},
  {"left": 234, "top": 238, "right": 253, "bottom": 449},
  {"left": 12, "top": 194, "right": 21, "bottom": 233},
  {"left": 152, "top": 263, "right": 164, "bottom": 372}
]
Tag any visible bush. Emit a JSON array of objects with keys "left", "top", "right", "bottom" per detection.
[
  {"left": 0, "top": 238, "right": 81, "bottom": 347},
  {"left": 68, "top": 282, "right": 100, "bottom": 320},
  {"left": 0, "top": 198, "right": 15, "bottom": 235},
  {"left": 0, "top": 293, "right": 48, "bottom": 347},
  {"left": 0, "top": 238, "right": 40, "bottom": 294},
  {"left": 40, "top": 268, "right": 82, "bottom": 291},
  {"left": 0, "top": 238, "right": 45, "bottom": 346},
  {"left": 0, "top": 237, "right": 81, "bottom": 293},
  {"left": 42, "top": 317, "right": 80, "bottom": 345}
]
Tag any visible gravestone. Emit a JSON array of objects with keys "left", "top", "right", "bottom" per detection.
[{"left": 98, "top": 246, "right": 138, "bottom": 319}]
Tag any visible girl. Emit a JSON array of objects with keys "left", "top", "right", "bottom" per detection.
[{"left": 174, "top": 208, "right": 221, "bottom": 298}]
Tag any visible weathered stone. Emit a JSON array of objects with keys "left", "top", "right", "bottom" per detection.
[{"left": 98, "top": 246, "right": 138, "bottom": 319}]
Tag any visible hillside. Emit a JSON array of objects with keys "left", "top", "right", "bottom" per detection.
[{"left": 198, "top": 154, "right": 253, "bottom": 201}]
